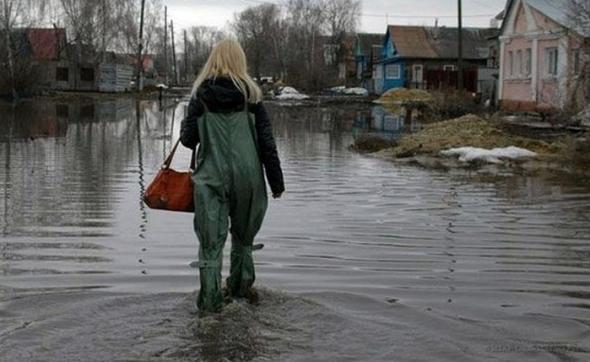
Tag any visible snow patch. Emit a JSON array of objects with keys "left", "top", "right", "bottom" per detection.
[
  {"left": 440, "top": 146, "right": 537, "bottom": 164},
  {"left": 329, "top": 86, "right": 368, "bottom": 96},
  {"left": 342, "top": 87, "right": 369, "bottom": 96},
  {"left": 329, "top": 86, "right": 346, "bottom": 93},
  {"left": 275, "top": 86, "right": 310, "bottom": 100}
]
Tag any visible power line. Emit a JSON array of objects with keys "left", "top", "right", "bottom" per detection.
[
  {"left": 361, "top": 13, "right": 495, "bottom": 19},
  {"left": 237, "top": 0, "right": 495, "bottom": 19}
]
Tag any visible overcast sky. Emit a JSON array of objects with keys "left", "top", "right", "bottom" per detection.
[{"left": 165, "top": 0, "right": 508, "bottom": 34}]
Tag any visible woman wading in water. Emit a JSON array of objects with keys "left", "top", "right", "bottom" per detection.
[{"left": 180, "top": 39, "right": 284, "bottom": 313}]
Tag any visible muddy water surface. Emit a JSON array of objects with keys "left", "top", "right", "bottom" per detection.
[{"left": 0, "top": 99, "right": 589, "bottom": 361}]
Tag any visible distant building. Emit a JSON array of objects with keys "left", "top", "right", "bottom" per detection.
[
  {"left": 318, "top": 35, "right": 357, "bottom": 84},
  {"left": 23, "top": 28, "right": 134, "bottom": 93},
  {"left": 498, "top": 0, "right": 589, "bottom": 111},
  {"left": 372, "top": 25, "right": 498, "bottom": 94},
  {"left": 354, "top": 33, "right": 383, "bottom": 93}
]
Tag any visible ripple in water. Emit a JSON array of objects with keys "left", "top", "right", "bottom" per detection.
[{"left": 0, "top": 99, "right": 589, "bottom": 361}]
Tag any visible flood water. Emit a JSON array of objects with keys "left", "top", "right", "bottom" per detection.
[{"left": 0, "top": 98, "right": 589, "bottom": 361}]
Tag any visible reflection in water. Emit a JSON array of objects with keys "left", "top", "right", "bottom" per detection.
[
  {"left": 0, "top": 98, "right": 589, "bottom": 360},
  {"left": 136, "top": 101, "right": 147, "bottom": 241},
  {"left": 353, "top": 105, "right": 422, "bottom": 141}
]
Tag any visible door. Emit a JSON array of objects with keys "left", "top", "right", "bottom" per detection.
[{"left": 412, "top": 64, "right": 424, "bottom": 88}]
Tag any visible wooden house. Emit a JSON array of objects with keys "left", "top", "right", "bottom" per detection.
[{"left": 372, "top": 25, "right": 498, "bottom": 94}]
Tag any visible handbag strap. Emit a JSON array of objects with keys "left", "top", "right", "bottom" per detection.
[{"left": 163, "top": 138, "right": 196, "bottom": 170}]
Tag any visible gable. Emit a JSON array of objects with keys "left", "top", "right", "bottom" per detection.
[
  {"left": 501, "top": 0, "right": 587, "bottom": 37},
  {"left": 383, "top": 30, "right": 395, "bottom": 58},
  {"left": 513, "top": 2, "right": 528, "bottom": 33}
]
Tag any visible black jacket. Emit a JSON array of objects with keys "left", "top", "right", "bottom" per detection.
[{"left": 180, "top": 77, "right": 285, "bottom": 195}]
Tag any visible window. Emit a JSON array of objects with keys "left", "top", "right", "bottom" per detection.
[
  {"left": 443, "top": 64, "right": 456, "bottom": 71},
  {"left": 545, "top": 47, "right": 558, "bottom": 76},
  {"left": 516, "top": 50, "right": 523, "bottom": 76},
  {"left": 508, "top": 51, "right": 514, "bottom": 77},
  {"left": 80, "top": 67, "right": 95, "bottom": 82},
  {"left": 56, "top": 67, "right": 69, "bottom": 82},
  {"left": 525, "top": 48, "right": 532, "bottom": 77},
  {"left": 573, "top": 49, "right": 581, "bottom": 74},
  {"left": 385, "top": 64, "right": 400, "bottom": 79}
]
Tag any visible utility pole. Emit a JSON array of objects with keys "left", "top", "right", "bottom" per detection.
[
  {"left": 171, "top": 20, "right": 178, "bottom": 86},
  {"left": 101, "top": 0, "right": 106, "bottom": 63},
  {"left": 164, "top": 6, "right": 168, "bottom": 84},
  {"left": 183, "top": 29, "right": 188, "bottom": 85},
  {"left": 457, "top": 0, "right": 463, "bottom": 90},
  {"left": 136, "top": 0, "right": 146, "bottom": 91},
  {"left": 2, "top": 1, "right": 16, "bottom": 99}
]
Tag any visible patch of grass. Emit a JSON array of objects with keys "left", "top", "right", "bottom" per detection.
[
  {"left": 380, "top": 114, "right": 553, "bottom": 158},
  {"left": 374, "top": 88, "right": 433, "bottom": 104}
]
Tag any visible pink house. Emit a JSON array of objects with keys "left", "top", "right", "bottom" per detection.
[{"left": 498, "top": 0, "right": 588, "bottom": 112}]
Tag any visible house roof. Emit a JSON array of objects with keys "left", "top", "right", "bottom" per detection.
[
  {"left": 386, "top": 25, "right": 498, "bottom": 60},
  {"left": 25, "top": 28, "right": 66, "bottom": 61},
  {"left": 355, "top": 33, "right": 383, "bottom": 57},
  {"left": 501, "top": 0, "right": 589, "bottom": 37},
  {"left": 388, "top": 26, "right": 438, "bottom": 58}
]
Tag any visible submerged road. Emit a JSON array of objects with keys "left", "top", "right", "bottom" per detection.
[{"left": 0, "top": 99, "right": 589, "bottom": 361}]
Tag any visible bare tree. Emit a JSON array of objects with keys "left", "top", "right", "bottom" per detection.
[
  {"left": 185, "top": 26, "right": 225, "bottom": 76},
  {"left": 285, "top": 0, "right": 327, "bottom": 88},
  {"left": 567, "top": 0, "right": 590, "bottom": 110},
  {"left": 233, "top": 3, "right": 282, "bottom": 81},
  {"left": 115, "top": 0, "right": 162, "bottom": 55},
  {"left": 231, "top": 0, "right": 361, "bottom": 90},
  {"left": 325, "top": 0, "right": 360, "bottom": 71}
]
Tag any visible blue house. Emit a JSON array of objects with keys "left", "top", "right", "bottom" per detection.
[
  {"left": 354, "top": 33, "right": 383, "bottom": 92},
  {"left": 372, "top": 25, "right": 497, "bottom": 94}
]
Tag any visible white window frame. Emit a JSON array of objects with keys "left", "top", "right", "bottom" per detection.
[
  {"left": 516, "top": 49, "right": 523, "bottom": 77},
  {"left": 525, "top": 48, "right": 532, "bottom": 77},
  {"left": 443, "top": 64, "right": 455, "bottom": 71},
  {"left": 508, "top": 50, "right": 514, "bottom": 78},
  {"left": 385, "top": 64, "right": 401, "bottom": 79},
  {"left": 545, "top": 47, "right": 558, "bottom": 77}
]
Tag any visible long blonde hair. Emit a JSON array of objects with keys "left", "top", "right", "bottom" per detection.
[{"left": 190, "top": 39, "right": 262, "bottom": 103}]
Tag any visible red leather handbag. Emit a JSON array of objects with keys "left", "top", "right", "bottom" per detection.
[{"left": 143, "top": 139, "right": 196, "bottom": 212}]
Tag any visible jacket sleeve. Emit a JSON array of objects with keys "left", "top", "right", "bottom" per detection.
[
  {"left": 180, "top": 96, "right": 203, "bottom": 149},
  {"left": 250, "top": 102, "right": 285, "bottom": 195}
]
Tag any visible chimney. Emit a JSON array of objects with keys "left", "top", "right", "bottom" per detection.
[{"left": 434, "top": 18, "right": 440, "bottom": 39}]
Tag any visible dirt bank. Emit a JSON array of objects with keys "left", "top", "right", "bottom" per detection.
[{"left": 365, "top": 114, "right": 590, "bottom": 176}]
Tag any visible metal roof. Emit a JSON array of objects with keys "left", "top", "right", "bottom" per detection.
[
  {"left": 386, "top": 25, "right": 498, "bottom": 60},
  {"left": 25, "top": 28, "right": 66, "bottom": 61}
]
